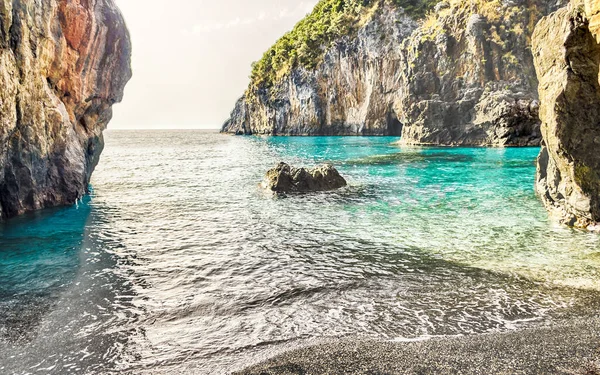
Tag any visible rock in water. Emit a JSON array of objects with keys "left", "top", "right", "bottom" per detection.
[
  {"left": 532, "top": 0, "right": 600, "bottom": 229},
  {"left": 264, "top": 163, "right": 347, "bottom": 193},
  {"left": 0, "top": 0, "right": 132, "bottom": 221},
  {"left": 222, "top": 0, "right": 566, "bottom": 146}
]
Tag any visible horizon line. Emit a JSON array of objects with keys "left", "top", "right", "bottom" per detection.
[{"left": 108, "top": 127, "right": 221, "bottom": 130}]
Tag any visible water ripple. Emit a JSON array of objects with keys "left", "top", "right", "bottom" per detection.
[{"left": 1, "top": 131, "right": 600, "bottom": 374}]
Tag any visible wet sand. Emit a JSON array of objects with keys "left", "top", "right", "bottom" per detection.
[{"left": 237, "top": 318, "right": 600, "bottom": 375}]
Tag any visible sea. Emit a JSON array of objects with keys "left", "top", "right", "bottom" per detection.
[{"left": 1, "top": 130, "right": 600, "bottom": 374}]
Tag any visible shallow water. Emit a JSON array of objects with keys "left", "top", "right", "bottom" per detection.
[{"left": 1, "top": 130, "right": 600, "bottom": 374}]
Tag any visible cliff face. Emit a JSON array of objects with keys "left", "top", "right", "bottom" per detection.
[
  {"left": 533, "top": 0, "right": 600, "bottom": 229},
  {"left": 224, "top": 4, "right": 415, "bottom": 136},
  {"left": 0, "top": 0, "right": 131, "bottom": 221},
  {"left": 223, "top": 0, "right": 564, "bottom": 145}
]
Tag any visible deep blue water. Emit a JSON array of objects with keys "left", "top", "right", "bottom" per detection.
[{"left": 1, "top": 131, "right": 600, "bottom": 374}]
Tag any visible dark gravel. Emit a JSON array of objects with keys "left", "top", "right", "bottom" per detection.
[{"left": 236, "top": 318, "right": 600, "bottom": 375}]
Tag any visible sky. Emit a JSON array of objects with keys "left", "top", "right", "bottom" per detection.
[{"left": 111, "top": 0, "right": 319, "bottom": 129}]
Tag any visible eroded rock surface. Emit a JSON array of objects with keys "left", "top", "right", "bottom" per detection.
[
  {"left": 223, "top": 0, "right": 565, "bottom": 146},
  {"left": 0, "top": 0, "right": 131, "bottom": 221},
  {"left": 533, "top": 0, "right": 600, "bottom": 229},
  {"left": 264, "top": 162, "right": 347, "bottom": 193}
]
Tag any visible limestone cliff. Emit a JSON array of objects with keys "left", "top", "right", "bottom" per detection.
[
  {"left": 533, "top": 0, "right": 600, "bottom": 229},
  {"left": 0, "top": 0, "right": 131, "bottom": 221},
  {"left": 222, "top": 0, "right": 564, "bottom": 146}
]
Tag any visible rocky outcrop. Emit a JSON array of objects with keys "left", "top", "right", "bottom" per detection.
[
  {"left": 533, "top": 0, "right": 600, "bottom": 229},
  {"left": 223, "top": 0, "right": 565, "bottom": 146},
  {"left": 0, "top": 0, "right": 131, "bottom": 221},
  {"left": 264, "top": 162, "right": 347, "bottom": 193}
]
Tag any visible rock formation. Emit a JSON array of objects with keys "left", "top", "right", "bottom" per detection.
[
  {"left": 0, "top": 0, "right": 131, "bottom": 221},
  {"left": 533, "top": 0, "right": 600, "bottom": 229},
  {"left": 264, "top": 162, "right": 347, "bottom": 193},
  {"left": 223, "top": 0, "right": 565, "bottom": 146}
]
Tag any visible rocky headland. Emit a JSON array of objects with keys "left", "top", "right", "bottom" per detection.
[
  {"left": 533, "top": 0, "right": 600, "bottom": 230},
  {"left": 0, "top": 0, "right": 131, "bottom": 221},
  {"left": 222, "top": 0, "right": 565, "bottom": 146}
]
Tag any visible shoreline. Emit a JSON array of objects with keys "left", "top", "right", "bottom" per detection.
[{"left": 236, "top": 318, "right": 600, "bottom": 375}]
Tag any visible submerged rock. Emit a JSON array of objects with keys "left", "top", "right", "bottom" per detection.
[
  {"left": 532, "top": 0, "right": 600, "bottom": 229},
  {"left": 264, "top": 163, "right": 347, "bottom": 193},
  {"left": 222, "top": 0, "right": 565, "bottom": 146},
  {"left": 0, "top": 0, "right": 132, "bottom": 221}
]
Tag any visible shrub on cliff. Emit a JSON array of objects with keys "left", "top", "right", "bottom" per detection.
[{"left": 249, "top": 0, "right": 436, "bottom": 89}]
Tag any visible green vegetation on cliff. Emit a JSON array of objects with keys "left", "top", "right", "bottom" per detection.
[{"left": 249, "top": 0, "right": 437, "bottom": 89}]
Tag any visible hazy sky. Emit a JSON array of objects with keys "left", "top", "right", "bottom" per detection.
[{"left": 111, "top": 0, "right": 318, "bottom": 129}]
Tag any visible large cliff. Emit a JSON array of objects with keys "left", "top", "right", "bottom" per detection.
[
  {"left": 222, "top": 0, "right": 564, "bottom": 146},
  {"left": 0, "top": 0, "right": 131, "bottom": 221},
  {"left": 533, "top": 0, "right": 600, "bottom": 229}
]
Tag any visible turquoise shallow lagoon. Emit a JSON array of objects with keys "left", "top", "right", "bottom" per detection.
[{"left": 1, "top": 131, "right": 600, "bottom": 374}]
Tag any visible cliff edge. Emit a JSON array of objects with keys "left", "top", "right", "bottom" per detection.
[
  {"left": 0, "top": 0, "right": 131, "bottom": 221},
  {"left": 533, "top": 0, "right": 600, "bottom": 229}
]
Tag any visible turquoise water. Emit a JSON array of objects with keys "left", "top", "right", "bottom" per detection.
[
  {"left": 0, "top": 201, "right": 89, "bottom": 341},
  {"left": 1, "top": 131, "right": 600, "bottom": 374}
]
